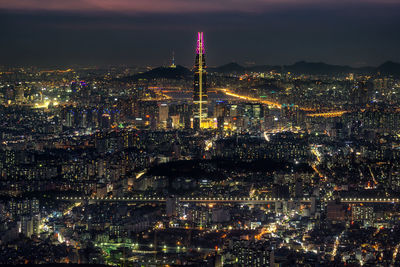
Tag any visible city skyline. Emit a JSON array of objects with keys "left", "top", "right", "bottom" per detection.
[{"left": 1, "top": 1, "right": 400, "bottom": 266}]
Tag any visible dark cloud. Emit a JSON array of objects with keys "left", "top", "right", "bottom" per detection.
[
  {"left": 1, "top": 0, "right": 399, "bottom": 14},
  {"left": 0, "top": 1, "right": 399, "bottom": 67}
]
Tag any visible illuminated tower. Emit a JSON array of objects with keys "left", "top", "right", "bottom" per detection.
[
  {"left": 193, "top": 32, "right": 208, "bottom": 129},
  {"left": 170, "top": 51, "right": 176, "bottom": 68}
]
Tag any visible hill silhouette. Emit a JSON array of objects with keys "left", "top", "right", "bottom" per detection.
[
  {"left": 120, "top": 65, "right": 191, "bottom": 81},
  {"left": 209, "top": 61, "right": 399, "bottom": 75},
  {"left": 120, "top": 61, "right": 400, "bottom": 80},
  {"left": 377, "top": 61, "right": 400, "bottom": 75}
]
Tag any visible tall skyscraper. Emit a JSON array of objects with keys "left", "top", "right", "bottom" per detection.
[
  {"left": 193, "top": 32, "right": 208, "bottom": 129},
  {"left": 159, "top": 103, "right": 169, "bottom": 128}
]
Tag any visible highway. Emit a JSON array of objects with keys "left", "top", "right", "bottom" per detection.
[
  {"left": 215, "top": 88, "right": 282, "bottom": 108},
  {"left": 215, "top": 88, "right": 348, "bottom": 117},
  {"left": 57, "top": 196, "right": 400, "bottom": 204}
]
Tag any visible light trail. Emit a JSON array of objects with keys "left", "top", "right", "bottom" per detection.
[
  {"left": 216, "top": 88, "right": 349, "bottom": 117},
  {"left": 263, "top": 132, "right": 270, "bottom": 142},
  {"left": 392, "top": 243, "right": 400, "bottom": 266},
  {"left": 40, "top": 202, "right": 82, "bottom": 239},
  {"left": 312, "top": 164, "right": 324, "bottom": 179},
  {"left": 306, "top": 111, "right": 348, "bottom": 117},
  {"left": 368, "top": 165, "right": 378, "bottom": 185},
  {"left": 310, "top": 146, "right": 321, "bottom": 163},
  {"left": 373, "top": 226, "right": 383, "bottom": 237},
  {"left": 216, "top": 88, "right": 281, "bottom": 108},
  {"left": 63, "top": 202, "right": 82, "bottom": 216},
  {"left": 332, "top": 231, "right": 344, "bottom": 260},
  {"left": 254, "top": 224, "right": 277, "bottom": 240},
  {"left": 39, "top": 69, "right": 73, "bottom": 73},
  {"left": 136, "top": 170, "right": 146, "bottom": 179}
]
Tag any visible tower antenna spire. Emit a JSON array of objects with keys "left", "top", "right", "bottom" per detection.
[{"left": 170, "top": 50, "right": 176, "bottom": 68}]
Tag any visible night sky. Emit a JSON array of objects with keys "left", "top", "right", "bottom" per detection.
[{"left": 1, "top": 0, "right": 400, "bottom": 67}]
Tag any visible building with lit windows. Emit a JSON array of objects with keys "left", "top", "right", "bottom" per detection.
[{"left": 193, "top": 32, "right": 208, "bottom": 129}]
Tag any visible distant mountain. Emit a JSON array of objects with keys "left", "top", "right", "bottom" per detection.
[
  {"left": 283, "top": 61, "right": 354, "bottom": 74},
  {"left": 208, "top": 61, "right": 356, "bottom": 75},
  {"left": 208, "top": 60, "right": 400, "bottom": 76},
  {"left": 376, "top": 61, "right": 400, "bottom": 75},
  {"left": 120, "top": 60, "right": 400, "bottom": 81},
  {"left": 120, "top": 65, "right": 191, "bottom": 81},
  {"left": 247, "top": 65, "right": 281, "bottom": 72},
  {"left": 208, "top": 62, "right": 246, "bottom": 73}
]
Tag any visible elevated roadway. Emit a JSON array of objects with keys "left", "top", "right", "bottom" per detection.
[{"left": 57, "top": 196, "right": 400, "bottom": 204}]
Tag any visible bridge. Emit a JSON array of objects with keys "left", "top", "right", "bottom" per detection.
[
  {"left": 57, "top": 196, "right": 400, "bottom": 204},
  {"left": 216, "top": 88, "right": 282, "bottom": 108},
  {"left": 306, "top": 111, "right": 348, "bottom": 117}
]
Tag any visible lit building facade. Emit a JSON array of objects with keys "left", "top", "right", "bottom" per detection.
[{"left": 193, "top": 32, "right": 208, "bottom": 129}]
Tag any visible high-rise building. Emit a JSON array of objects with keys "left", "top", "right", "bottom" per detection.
[
  {"left": 166, "top": 197, "right": 178, "bottom": 217},
  {"left": 352, "top": 205, "right": 375, "bottom": 224},
  {"left": 15, "top": 84, "right": 25, "bottom": 103},
  {"left": 101, "top": 113, "right": 111, "bottom": 129},
  {"left": 18, "top": 214, "right": 41, "bottom": 238},
  {"left": 193, "top": 32, "right": 208, "bottom": 129},
  {"left": 66, "top": 110, "right": 74, "bottom": 127},
  {"left": 158, "top": 103, "right": 169, "bottom": 128},
  {"left": 215, "top": 101, "right": 227, "bottom": 132},
  {"left": 352, "top": 80, "right": 371, "bottom": 106}
]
